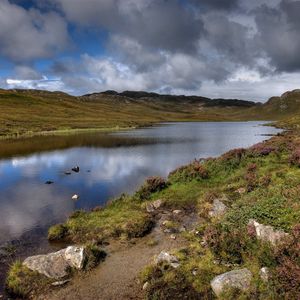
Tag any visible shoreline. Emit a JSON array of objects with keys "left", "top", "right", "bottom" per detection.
[
  {"left": 5, "top": 120, "right": 298, "bottom": 299},
  {"left": 0, "top": 119, "right": 274, "bottom": 141}
]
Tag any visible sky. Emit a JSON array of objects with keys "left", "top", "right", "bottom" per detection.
[{"left": 0, "top": 0, "right": 300, "bottom": 101}]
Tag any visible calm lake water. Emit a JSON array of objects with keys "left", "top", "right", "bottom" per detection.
[{"left": 0, "top": 122, "right": 281, "bottom": 246}]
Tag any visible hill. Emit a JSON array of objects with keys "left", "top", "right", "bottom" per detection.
[{"left": 0, "top": 88, "right": 261, "bottom": 139}]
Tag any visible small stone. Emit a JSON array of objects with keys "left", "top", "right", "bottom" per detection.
[
  {"left": 163, "top": 229, "right": 172, "bottom": 234},
  {"left": 179, "top": 226, "right": 186, "bottom": 232},
  {"left": 72, "top": 166, "right": 80, "bottom": 173},
  {"left": 152, "top": 199, "right": 163, "bottom": 209},
  {"left": 146, "top": 203, "right": 155, "bottom": 213},
  {"left": 192, "top": 269, "right": 198, "bottom": 276},
  {"left": 208, "top": 199, "right": 227, "bottom": 218},
  {"left": 51, "top": 279, "right": 70, "bottom": 287},
  {"left": 142, "top": 282, "right": 150, "bottom": 290},
  {"left": 45, "top": 181, "right": 54, "bottom": 185},
  {"left": 155, "top": 251, "right": 180, "bottom": 268},
  {"left": 236, "top": 187, "right": 246, "bottom": 194},
  {"left": 259, "top": 267, "right": 270, "bottom": 282},
  {"left": 72, "top": 194, "right": 79, "bottom": 200},
  {"left": 170, "top": 234, "right": 176, "bottom": 240},
  {"left": 173, "top": 210, "right": 182, "bottom": 215}
]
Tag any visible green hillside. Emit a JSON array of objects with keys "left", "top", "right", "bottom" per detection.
[{"left": 0, "top": 89, "right": 262, "bottom": 139}]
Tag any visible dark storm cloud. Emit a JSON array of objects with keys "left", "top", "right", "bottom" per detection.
[
  {"left": 54, "top": 0, "right": 204, "bottom": 54},
  {"left": 1, "top": 0, "right": 300, "bottom": 99},
  {"left": 254, "top": 0, "right": 300, "bottom": 72},
  {"left": 190, "top": 0, "right": 239, "bottom": 10}
]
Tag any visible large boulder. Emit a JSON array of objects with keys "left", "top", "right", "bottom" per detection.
[
  {"left": 209, "top": 199, "right": 228, "bottom": 218},
  {"left": 248, "top": 219, "right": 289, "bottom": 246},
  {"left": 211, "top": 268, "right": 252, "bottom": 297},
  {"left": 23, "top": 246, "right": 85, "bottom": 279}
]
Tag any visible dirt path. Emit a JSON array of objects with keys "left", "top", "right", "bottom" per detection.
[{"left": 39, "top": 210, "right": 198, "bottom": 300}]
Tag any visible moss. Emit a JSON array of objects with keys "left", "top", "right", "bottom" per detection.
[
  {"left": 6, "top": 261, "right": 51, "bottom": 298},
  {"left": 84, "top": 244, "right": 107, "bottom": 270},
  {"left": 48, "top": 223, "right": 68, "bottom": 241}
]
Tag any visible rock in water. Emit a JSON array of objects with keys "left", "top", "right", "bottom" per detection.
[
  {"left": 45, "top": 181, "right": 54, "bottom": 185},
  {"left": 23, "top": 246, "right": 86, "bottom": 279},
  {"left": 72, "top": 194, "right": 79, "bottom": 200},
  {"left": 72, "top": 166, "right": 80, "bottom": 173},
  {"left": 211, "top": 268, "right": 252, "bottom": 297}
]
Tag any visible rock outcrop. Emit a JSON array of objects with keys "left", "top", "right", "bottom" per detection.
[
  {"left": 211, "top": 268, "right": 252, "bottom": 297},
  {"left": 248, "top": 219, "right": 289, "bottom": 246},
  {"left": 23, "top": 246, "right": 85, "bottom": 279}
]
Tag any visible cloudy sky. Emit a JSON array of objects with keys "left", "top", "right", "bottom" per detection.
[{"left": 0, "top": 0, "right": 300, "bottom": 101}]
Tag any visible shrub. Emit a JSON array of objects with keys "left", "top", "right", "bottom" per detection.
[
  {"left": 272, "top": 224, "right": 300, "bottom": 298},
  {"left": 203, "top": 224, "right": 252, "bottom": 264},
  {"left": 136, "top": 176, "right": 168, "bottom": 200},
  {"left": 289, "top": 148, "right": 300, "bottom": 167},
  {"left": 250, "top": 143, "right": 277, "bottom": 156},
  {"left": 122, "top": 216, "right": 155, "bottom": 238},
  {"left": 221, "top": 148, "right": 246, "bottom": 162},
  {"left": 168, "top": 160, "right": 209, "bottom": 182},
  {"left": 48, "top": 223, "right": 68, "bottom": 241},
  {"left": 244, "top": 163, "right": 258, "bottom": 192},
  {"left": 6, "top": 261, "right": 51, "bottom": 298},
  {"left": 84, "top": 244, "right": 106, "bottom": 270}
]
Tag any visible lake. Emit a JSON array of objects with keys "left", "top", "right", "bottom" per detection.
[
  {"left": 0, "top": 121, "right": 282, "bottom": 292},
  {"left": 0, "top": 122, "right": 282, "bottom": 246}
]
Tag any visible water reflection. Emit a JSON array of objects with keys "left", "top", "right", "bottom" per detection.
[{"left": 0, "top": 122, "right": 281, "bottom": 244}]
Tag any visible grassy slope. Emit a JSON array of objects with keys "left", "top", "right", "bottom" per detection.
[
  {"left": 5, "top": 89, "right": 300, "bottom": 298},
  {"left": 0, "top": 89, "right": 267, "bottom": 139}
]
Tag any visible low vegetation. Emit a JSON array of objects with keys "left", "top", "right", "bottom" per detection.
[
  {"left": 0, "top": 88, "right": 293, "bottom": 140},
  {"left": 5, "top": 89, "right": 300, "bottom": 298}
]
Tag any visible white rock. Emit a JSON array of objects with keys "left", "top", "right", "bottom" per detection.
[
  {"left": 64, "top": 246, "right": 85, "bottom": 269},
  {"left": 155, "top": 251, "right": 180, "bottom": 268},
  {"left": 170, "top": 234, "right": 176, "bottom": 240},
  {"left": 208, "top": 199, "right": 228, "bottom": 218},
  {"left": 248, "top": 219, "right": 289, "bottom": 246},
  {"left": 259, "top": 267, "right": 270, "bottom": 282},
  {"left": 142, "top": 281, "right": 150, "bottom": 290},
  {"left": 173, "top": 210, "right": 182, "bottom": 215},
  {"left": 152, "top": 199, "right": 163, "bottom": 209},
  {"left": 23, "top": 246, "right": 86, "bottom": 279},
  {"left": 211, "top": 268, "right": 252, "bottom": 297},
  {"left": 72, "top": 194, "right": 79, "bottom": 200}
]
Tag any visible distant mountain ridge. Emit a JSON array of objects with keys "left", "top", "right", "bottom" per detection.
[
  {"left": 83, "top": 90, "right": 260, "bottom": 108},
  {"left": 0, "top": 87, "right": 299, "bottom": 138}
]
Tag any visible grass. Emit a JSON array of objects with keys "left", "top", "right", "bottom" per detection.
[
  {"left": 8, "top": 126, "right": 300, "bottom": 298},
  {"left": 6, "top": 261, "right": 52, "bottom": 298},
  {"left": 0, "top": 88, "right": 278, "bottom": 140},
  {"left": 4, "top": 88, "right": 300, "bottom": 298}
]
